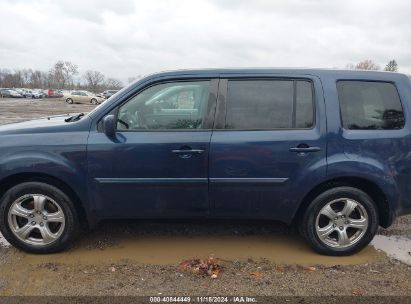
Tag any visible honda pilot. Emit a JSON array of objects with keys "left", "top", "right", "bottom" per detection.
[{"left": 0, "top": 68, "right": 410, "bottom": 255}]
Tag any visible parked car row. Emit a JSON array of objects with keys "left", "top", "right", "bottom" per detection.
[
  {"left": 0, "top": 89, "right": 24, "bottom": 98},
  {"left": 1, "top": 88, "right": 47, "bottom": 98},
  {"left": 0, "top": 88, "right": 53, "bottom": 99},
  {"left": 0, "top": 88, "right": 121, "bottom": 105}
]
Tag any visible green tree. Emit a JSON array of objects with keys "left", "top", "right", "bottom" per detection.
[{"left": 384, "top": 60, "right": 398, "bottom": 72}]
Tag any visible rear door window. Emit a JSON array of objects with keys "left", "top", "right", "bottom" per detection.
[
  {"left": 225, "top": 80, "right": 314, "bottom": 130},
  {"left": 337, "top": 81, "right": 405, "bottom": 130}
]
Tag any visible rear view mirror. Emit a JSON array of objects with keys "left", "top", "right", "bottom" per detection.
[{"left": 102, "top": 115, "right": 116, "bottom": 137}]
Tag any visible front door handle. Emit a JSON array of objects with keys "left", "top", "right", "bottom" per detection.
[
  {"left": 289, "top": 147, "right": 321, "bottom": 153},
  {"left": 172, "top": 148, "right": 204, "bottom": 159},
  {"left": 172, "top": 149, "right": 204, "bottom": 154}
]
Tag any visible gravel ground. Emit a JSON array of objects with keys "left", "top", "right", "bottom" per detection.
[{"left": 0, "top": 98, "right": 410, "bottom": 297}]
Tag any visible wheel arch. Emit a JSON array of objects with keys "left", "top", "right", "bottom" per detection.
[
  {"left": 0, "top": 172, "right": 90, "bottom": 229},
  {"left": 292, "top": 176, "right": 392, "bottom": 228}
]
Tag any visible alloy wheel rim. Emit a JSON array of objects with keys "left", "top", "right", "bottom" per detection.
[
  {"left": 7, "top": 194, "right": 65, "bottom": 246},
  {"left": 315, "top": 198, "right": 369, "bottom": 248}
]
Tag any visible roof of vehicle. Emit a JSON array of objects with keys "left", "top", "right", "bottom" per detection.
[{"left": 141, "top": 68, "right": 408, "bottom": 81}]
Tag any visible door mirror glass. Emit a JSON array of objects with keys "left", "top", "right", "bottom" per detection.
[{"left": 102, "top": 115, "right": 116, "bottom": 137}]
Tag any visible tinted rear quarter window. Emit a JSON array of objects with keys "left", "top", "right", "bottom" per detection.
[
  {"left": 337, "top": 81, "right": 404, "bottom": 130},
  {"left": 225, "top": 80, "right": 314, "bottom": 130}
]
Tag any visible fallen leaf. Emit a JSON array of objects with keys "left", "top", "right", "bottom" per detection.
[
  {"left": 177, "top": 260, "right": 190, "bottom": 272},
  {"left": 303, "top": 266, "right": 317, "bottom": 272},
  {"left": 109, "top": 266, "right": 116, "bottom": 272},
  {"left": 352, "top": 288, "right": 363, "bottom": 296},
  {"left": 250, "top": 271, "right": 263, "bottom": 278},
  {"left": 178, "top": 256, "right": 223, "bottom": 278}
]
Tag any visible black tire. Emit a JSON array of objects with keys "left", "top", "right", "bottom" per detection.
[
  {"left": 300, "top": 186, "right": 378, "bottom": 256},
  {"left": 0, "top": 182, "right": 80, "bottom": 253},
  {"left": 66, "top": 98, "right": 73, "bottom": 104},
  {"left": 91, "top": 98, "right": 98, "bottom": 105}
]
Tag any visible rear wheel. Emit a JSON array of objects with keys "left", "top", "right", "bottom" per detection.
[
  {"left": 0, "top": 182, "right": 80, "bottom": 253},
  {"left": 66, "top": 98, "right": 73, "bottom": 104},
  {"left": 91, "top": 98, "right": 98, "bottom": 105},
  {"left": 301, "top": 186, "right": 378, "bottom": 256}
]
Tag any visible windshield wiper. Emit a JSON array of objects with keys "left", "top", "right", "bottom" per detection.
[{"left": 65, "top": 113, "right": 85, "bottom": 122}]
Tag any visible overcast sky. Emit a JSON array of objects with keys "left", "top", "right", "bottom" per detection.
[{"left": 0, "top": 0, "right": 410, "bottom": 84}]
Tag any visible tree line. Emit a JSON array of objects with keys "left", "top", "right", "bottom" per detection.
[
  {"left": 0, "top": 59, "right": 401, "bottom": 92},
  {"left": 0, "top": 61, "right": 123, "bottom": 92},
  {"left": 346, "top": 59, "right": 399, "bottom": 72}
]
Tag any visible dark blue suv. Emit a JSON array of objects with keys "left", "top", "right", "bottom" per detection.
[{"left": 1, "top": 69, "right": 410, "bottom": 255}]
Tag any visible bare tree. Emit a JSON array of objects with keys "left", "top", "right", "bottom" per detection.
[
  {"left": 105, "top": 78, "right": 123, "bottom": 89},
  {"left": 49, "top": 61, "right": 78, "bottom": 89},
  {"left": 0, "top": 69, "right": 12, "bottom": 87},
  {"left": 384, "top": 60, "right": 398, "bottom": 72},
  {"left": 84, "top": 70, "right": 105, "bottom": 92},
  {"left": 21, "top": 69, "right": 32, "bottom": 88},
  {"left": 29, "top": 70, "right": 46, "bottom": 89},
  {"left": 355, "top": 59, "right": 380, "bottom": 70}
]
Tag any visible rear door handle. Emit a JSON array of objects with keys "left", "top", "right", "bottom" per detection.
[{"left": 289, "top": 146, "right": 321, "bottom": 153}]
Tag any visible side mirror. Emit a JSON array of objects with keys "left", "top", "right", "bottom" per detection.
[{"left": 102, "top": 115, "right": 116, "bottom": 137}]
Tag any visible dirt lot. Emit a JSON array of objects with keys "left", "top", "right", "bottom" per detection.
[{"left": 0, "top": 98, "right": 410, "bottom": 298}]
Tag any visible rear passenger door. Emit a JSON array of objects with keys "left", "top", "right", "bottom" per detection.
[
  {"left": 209, "top": 75, "right": 327, "bottom": 222},
  {"left": 79, "top": 92, "right": 88, "bottom": 103}
]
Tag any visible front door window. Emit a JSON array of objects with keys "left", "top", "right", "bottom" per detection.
[{"left": 117, "top": 81, "right": 211, "bottom": 130}]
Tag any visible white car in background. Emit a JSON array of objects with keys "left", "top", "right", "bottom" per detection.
[
  {"left": 65, "top": 91, "right": 104, "bottom": 105},
  {"left": 23, "top": 89, "right": 43, "bottom": 99}
]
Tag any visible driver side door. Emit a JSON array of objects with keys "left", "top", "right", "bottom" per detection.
[{"left": 87, "top": 79, "right": 218, "bottom": 218}]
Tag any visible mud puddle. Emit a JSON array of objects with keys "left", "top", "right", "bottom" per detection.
[
  {"left": 371, "top": 235, "right": 411, "bottom": 265},
  {"left": 18, "top": 234, "right": 380, "bottom": 266}
]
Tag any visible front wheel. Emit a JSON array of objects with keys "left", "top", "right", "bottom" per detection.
[
  {"left": 0, "top": 182, "right": 80, "bottom": 253},
  {"left": 301, "top": 186, "right": 378, "bottom": 256},
  {"left": 91, "top": 98, "right": 98, "bottom": 105}
]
